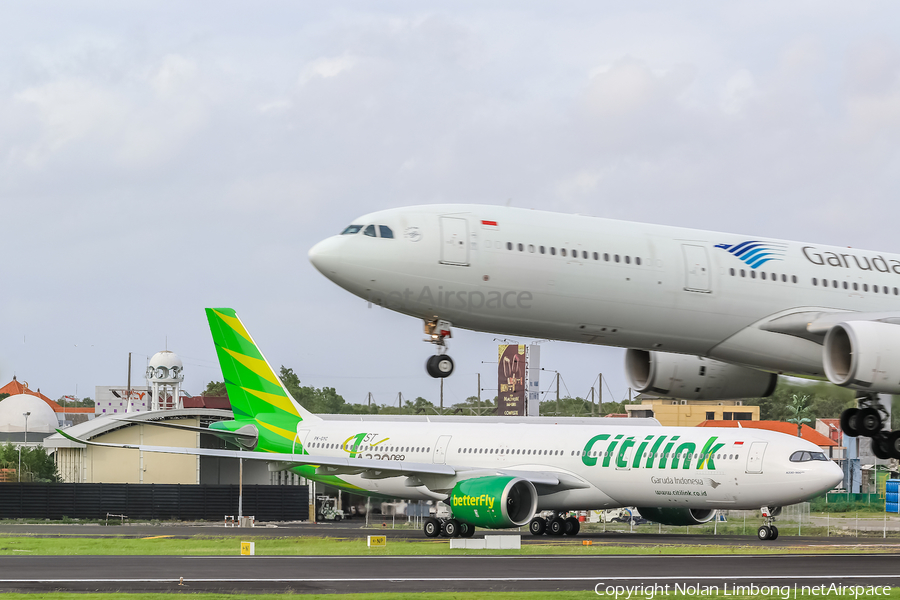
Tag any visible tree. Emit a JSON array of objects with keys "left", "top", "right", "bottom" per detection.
[
  {"left": 0, "top": 442, "right": 60, "bottom": 482},
  {"left": 786, "top": 394, "right": 813, "bottom": 437},
  {"left": 202, "top": 381, "right": 228, "bottom": 397}
]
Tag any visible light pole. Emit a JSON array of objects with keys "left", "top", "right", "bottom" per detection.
[{"left": 19, "top": 412, "right": 30, "bottom": 482}]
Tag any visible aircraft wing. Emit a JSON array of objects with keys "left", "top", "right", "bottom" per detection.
[{"left": 54, "top": 429, "right": 590, "bottom": 491}]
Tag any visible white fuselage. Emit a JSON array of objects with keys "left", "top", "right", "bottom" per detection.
[
  {"left": 299, "top": 416, "right": 841, "bottom": 511},
  {"left": 309, "top": 205, "right": 900, "bottom": 379}
]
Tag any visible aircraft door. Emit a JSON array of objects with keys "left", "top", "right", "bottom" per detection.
[
  {"left": 294, "top": 429, "right": 312, "bottom": 455},
  {"left": 440, "top": 217, "right": 469, "bottom": 266},
  {"left": 745, "top": 442, "right": 767, "bottom": 474},
  {"left": 433, "top": 435, "right": 452, "bottom": 464},
  {"left": 682, "top": 244, "right": 711, "bottom": 293},
  {"left": 616, "top": 444, "right": 633, "bottom": 471}
]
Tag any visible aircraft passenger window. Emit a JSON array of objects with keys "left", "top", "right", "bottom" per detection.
[
  {"left": 604, "top": 253, "right": 610, "bottom": 261},
  {"left": 883, "top": 286, "right": 889, "bottom": 294},
  {"left": 843, "top": 281, "right": 848, "bottom": 289},
  {"left": 583, "top": 251, "right": 588, "bottom": 259},
  {"left": 550, "top": 247, "right": 556, "bottom": 255},
  {"left": 625, "top": 256, "right": 631, "bottom": 264},
  {"left": 782, "top": 274, "right": 788, "bottom": 282},
  {"left": 593, "top": 252, "right": 599, "bottom": 260},
  {"left": 864, "top": 284, "right": 869, "bottom": 292},
  {"left": 615, "top": 254, "right": 620, "bottom": 263},
  {"left": 507, "top": 242, "right": 513, "bottom": 250},
  {"left": 729, "top": 268, "right": 735, "bottom": 276},
  {"left": 364, "top": 225, "right": 377, "bottom": 237},
  {"left": 379, "top": 225, "right": 394, "bottom": 239},
  {"left": 853, "top": 282, "right": 858, "bottom": 290},
  {"left": 636, "top": 257, "right": 641, "bottom": 265},
  {"left": 741, "top": 269, "right": 746, "bottom": 277},
  {"left": 874, "top": 285, "right": 879, "bottom": 293},
  {"left": 517, "top": 243, "right": 523, "bottom": 251},
  {"left": 894, "top": 288, "right": 899, "bottom": 295},
  {"left": 561, "top": 248, "right": 567, "bottom": 257},
  {"left": 761, "top": 272, "right": 767, "bottom": 280},
  {"left": 750, "top": 271, "right": 756, "bottom": 279},
  {"left": 540, "top": 246, "right": 546, "bottom": 254},
  {"left": 771, "top": 273, "right": 776, "bottom": 280},
  {"left": 341, "top": 225, "right": 363, "bottom": 235},
  {"left": 812, "top": 278, "right": 818, "bottom": 285},
  {"left": 528, "top": 244, "right": 535, "bottom": 253}
]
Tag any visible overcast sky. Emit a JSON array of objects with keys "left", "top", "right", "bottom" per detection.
[{"left": 2, "top": 2, "right": 900, "bottom": 409}]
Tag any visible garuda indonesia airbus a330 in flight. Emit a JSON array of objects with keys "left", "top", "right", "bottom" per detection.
[
  {"left": 59, "top": 308, "right": 841, "bottom": 541},
  {"left": 308, "top": 205, "right": 900, "bottom": 457}
]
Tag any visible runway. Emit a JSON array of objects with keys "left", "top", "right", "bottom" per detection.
[{"left": 0, "top": 554, "right": 899, "bottom": 593}]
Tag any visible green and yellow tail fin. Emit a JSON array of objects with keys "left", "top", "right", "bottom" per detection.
[{"left": 205, "top": 308, "right": 320, "bottom": 426}]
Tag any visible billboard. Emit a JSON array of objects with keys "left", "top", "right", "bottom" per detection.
[{"left": 497, "top": 344, "right": 526, "bottom": 416}]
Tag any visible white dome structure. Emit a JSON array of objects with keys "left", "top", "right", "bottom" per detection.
[
  {"left": 0, "top": 394, "right": 59, "bottom": 433},
  {"left": 147, "top": 351, "right": 184, "bottom": 383}
]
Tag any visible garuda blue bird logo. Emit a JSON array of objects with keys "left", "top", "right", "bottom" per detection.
[{"left": 715, "top": 241, "right": 787, "bottom": 269}]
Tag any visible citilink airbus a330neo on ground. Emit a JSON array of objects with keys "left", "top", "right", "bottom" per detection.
[{"left": 59, "top": 309, "right": 842, "bottom": 541}]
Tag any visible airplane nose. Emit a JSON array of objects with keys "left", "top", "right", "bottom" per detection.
[{"left": 308, "top": 236, "right": 343, "bottom": 277}]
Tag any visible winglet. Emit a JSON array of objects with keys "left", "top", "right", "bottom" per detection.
[{"left": 56, "top": 428, "right": 91, "bottom": 445}]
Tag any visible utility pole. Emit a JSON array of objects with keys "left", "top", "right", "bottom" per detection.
[
  {"left": 127, "top": 352, "right": 132, "bottom": 410},
  {"left": 597, "top": 373, "right": 602, "bottom": 416},
  {"left": 556, "top": 373, "right": 560, "bottom": 416},
  {"left": 590, "top": 386, "right": 595, "bottom": 417},
  {"left": 477, "top": 373, "right": 481, "bottom": 415},
  {"left": 440, "top": 379, "right": 444, "bottom": 412}
]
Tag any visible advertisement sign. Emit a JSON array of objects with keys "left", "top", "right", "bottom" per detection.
[{"left": 497, "top": 344, "right": 526, "bottom": 416}]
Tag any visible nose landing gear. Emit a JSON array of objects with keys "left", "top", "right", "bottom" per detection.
[
  {"left": 424, "top": 319, "right": 454, "bottom": 378},
  {"left": 840, "top": 393, "right": 900, "bottom": 459},
  {"left": 757, "top": 506, "right": 780, "bottom": 541}
]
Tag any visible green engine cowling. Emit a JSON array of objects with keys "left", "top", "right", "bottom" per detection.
[
  {"left": 636, "top": 507, "right": 716, "bottom": 526},
  {"left": 449, "top": 476, "right": 537, "bottom": 529}
]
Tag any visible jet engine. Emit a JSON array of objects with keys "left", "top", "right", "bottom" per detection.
[
  {"left": 448, "top": 476, "right": 537, "bottom": 529},
  {"left": 636, "top": 507, "right": 716, "bottom": 526},
  {"left": 625, "top": 350, "right": 778, "bottom": 400},
  {"left": 823, "top": 321, "right": 900, "bottom": 394}
]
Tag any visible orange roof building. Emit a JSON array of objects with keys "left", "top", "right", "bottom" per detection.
[
  {"left": 698, "top": 420, "right": 837, "bottom": 447},
  {"left": 0, "top": 377, "right": 95, "bottom": 418}
]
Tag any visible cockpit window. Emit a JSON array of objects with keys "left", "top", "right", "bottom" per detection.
[
  {"left": 364, "top": 225, "right": 377, "bottom": 237},
  {"left": 341, "top": 225, "right": 363, "bottom": 235},
  {"left": 379, "top": 225, "right": 394, "bottom": 239},
  {"left": 789, "top": 451, "right": 829, "bottom": 462}
]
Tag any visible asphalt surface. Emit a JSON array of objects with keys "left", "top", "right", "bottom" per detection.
[{"left": 0, "top": 554, "right": 898, "bottom": 594}]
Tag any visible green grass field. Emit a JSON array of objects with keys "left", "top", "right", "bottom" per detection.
[{"left": 0, "top": 534, "right": 898, "bottom": 556}]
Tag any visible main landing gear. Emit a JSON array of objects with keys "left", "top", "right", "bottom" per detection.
[
  {"left": 757, "top": 506, "right": 780, "bottom": 541},
  {"left": 529, "top": 513, "right": 581, "bottom": 537},
  {"left": 424, "top": 319, "right": 454, "bottom": 378},
  {"left": 423, "top": 517, "right": 475, "bottom": 538},
  {"left": 841, "top": 393, "right": 900, "bottom": 459}
]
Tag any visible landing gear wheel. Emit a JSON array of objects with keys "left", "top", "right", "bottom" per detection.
[
  {"left": 872, "top": 433, "right": 891, "bottom": 460},
  {"left": 529, "top": 517, "right": 547, "bottom": 536},
  {"left": 856, "top": 407, "right": 883, "bottom": 436},
  {"left": 548, "top": 518, "right": 565, "bottom": 536},
  {"left": 435, "top": 355, "right": 454, "bottom": 377},
  {"left": 426, "top": 356, "right": 440, "bottom": 378},
  {"left": 887, "top": 430, "right": 900, "bottom": 460},
  {"left": 757, "top": 525, "right": 771, "bottom": 540},
  {"left": 424, "top": 518, "right": 441, "bottom": 538},
  {"left": 459, "top": 522, "right": 476, "bottom": 538},
  {"left": 769, "top": 525, "right": 779, "bottom": 540},
  {"left": 442, "top": 519, "right": 461, "bottom": 538},
  {"left": 564, "top": 517, "right": 580, "bottom": 536},
  {"left": 840, "top": 408, "right": 860, "bottom": 438}
]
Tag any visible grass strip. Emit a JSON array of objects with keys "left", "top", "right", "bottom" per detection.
[{"left": 1, "top": 535, "right": 899, "bottom": 556}]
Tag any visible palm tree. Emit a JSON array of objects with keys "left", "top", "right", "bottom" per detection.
[{"left": 786, "top": 394, "right": 813, "bottom": 437}]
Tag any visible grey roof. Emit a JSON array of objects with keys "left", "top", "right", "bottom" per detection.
[{"left": 43, "top": 408, "right": 233, "bottom": 449}]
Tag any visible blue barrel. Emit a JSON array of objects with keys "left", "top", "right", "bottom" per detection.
[{"left": 888, "top": 480, "right": 900, "bottom": 513}]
